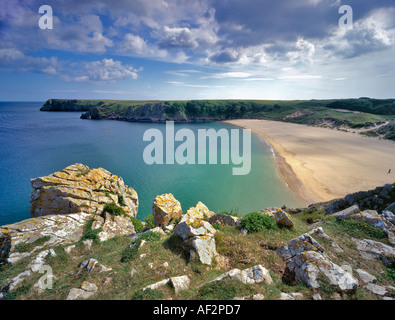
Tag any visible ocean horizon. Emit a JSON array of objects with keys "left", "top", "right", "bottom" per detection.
[{"left": 0, "top": 101, "right": 304, "bottom": 226}]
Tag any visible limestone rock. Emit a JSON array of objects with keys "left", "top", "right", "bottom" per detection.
[
  {"left": 365, "top": 283, "right": 387, "bottom": 296},
  {"left": 208, "top": 265, "right": 273, "bottom": 285},
  {"left": 332, "top": 205, "right": 360, "bottom": 220},
  {"left": 260, "top": 208, "right": 294, "bottom": 227},
  {"left": 170, "top": 275, "right": 190, "bottom": 294},
  {"left": 352, "top": 238, "right": 395, "bottom": 266},
  {"left": 280, "top": 292, "right": 304, "bottom": 300},
  {"left": 66, "top": 281, "right": 98, "bottom": 300},
  {"left": 209, "top": 214, "right": 240, "bottom": 226},
  {"left": 152, "top": 193, "right": 182, "bottom": 228},
  {"left": 384, "top": 202, "right": 395, "bottom": 215},
  {"left": 30, "top": 163, "right": 138, "bottom": 218},
  {"left": 277, "top": 233, "right": 358, "bottom": 292},
  {"left": 354, "top": 269, "right": 377, "bottom": 284},
  {"left": 174, "top": 207, "right": 217, "bottom": 265},
  {"left": 97, "top": 212, "right": 136, "bottom": 242},
  {"left": 80, "top": 258, "right": 112, "bottom": 272},
  {"left": 27, "top": 249, "right": 56, "bottom": 272},
  {"left": 1, "top": 212, "right": 91, "bottom": 263}
]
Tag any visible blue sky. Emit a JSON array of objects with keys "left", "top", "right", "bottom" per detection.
[{"left": 0, "top": 0, "right": 394, "bottom": 101}]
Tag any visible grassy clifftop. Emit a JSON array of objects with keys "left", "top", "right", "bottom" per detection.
[{"left": 41, "top": 98, "right": 395, "bottom": 140}]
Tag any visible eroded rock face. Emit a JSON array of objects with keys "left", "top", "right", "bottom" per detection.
[
  {"left": 152, "top": 193, "right": 182, "bottom": 228},
  {"left": 277, "top": 233, "right": 358, "bottom": 292},
  {"left": 174, "top": 202, "right": 217, "bottom": 265},
  {"left": 0, "top": 212, "right": 91, "bottom": 264},
  {"left": 30, "top": 163, "right": 138, "bottom": 218}
]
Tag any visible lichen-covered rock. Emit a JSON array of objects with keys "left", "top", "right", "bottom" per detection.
[
  {"left": 152, "top": 193, "right": 182, "bottom": 228},
  {"left": 277, "top": 233, "right": 358, "bottom": 292},
  {"left": 96, "top": 212, "right": 136, "bottom": 242},
  {"left": 174, "top": 203, "right": 217, "bottom": 265},
  {"left": 181, "top": 201, "right": 216, "bottom": 223},
  {"left": 332, "top": 205, "right": 360, "bottom": 220},
  {"left": 260, "top": 208, "right": 294, "bottom": 227},
  {"left": 206, "top": 265, "right": 273, "bottom": 285},
  {"left": 0, "top": 212, "right": 91, "bottom": 263},
  {"left": 66, "top": 281, "right": 98, "bottom": 300},
  {"left": 208, "top": 214, "right": 240, "bottom": 226},
  {"left": 30, "top": 163, "right": 138, "bottom": 218},
  {"left": 353, "top": 238, "right": 395, "bottom": 266}
]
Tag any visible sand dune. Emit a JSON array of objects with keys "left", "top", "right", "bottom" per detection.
[{"left": 226, "top": 119, "right": 395, "bottom": 205}]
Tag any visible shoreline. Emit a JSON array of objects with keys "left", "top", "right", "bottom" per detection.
[
  {"left": 224, "top": 120, "right": 314, "bottom": 206},
  {"left": 225, "top": 119, "right": 395, "bottom": 206}
]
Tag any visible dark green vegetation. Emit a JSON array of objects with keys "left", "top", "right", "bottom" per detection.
[
  {"left": 41, "top": 98, "right": 395, "bottom": 141},
  {"left": 240, "top": 211, "right": 277, "bottom": 233}
]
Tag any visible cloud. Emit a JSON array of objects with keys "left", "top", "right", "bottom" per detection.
[{"left": 68, "top": 59, "right": 140, "bottom": 82}]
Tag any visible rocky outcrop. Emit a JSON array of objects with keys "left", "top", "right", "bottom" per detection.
[
  {"left": 260, "top": 208, "right": 295, "bottom": 228},
  {"left": 0, "top": 212, "right": 91, "bottom": 264},
  {"left": 30, "top": 163, "right": 138, "bottom": 218},
  {"left": 353, "top": 238, "right": 395, "bottom": 266},
  {"left": 206, "top": 265, "right": 273, "bottom": 286},
  {"left": 325, "top": 183, "right": 394, "bottom": 214},
  {"left": 276, "top": 233, "right": 358, "bottom": 291},
  {"left": 152, "top": 193, "right": 182, "bottom": 228},
  {"left": 90, "top": 212, "right": 136, "bottom": 242},
  {"left": 174, "top": 202, "right": 217, "bottom": 265},
  {"left": 331, "top": 206, "right": 395, "bottom": 246},
  {"left": 208, "top": 214, "right": 240, "bottom": 226}
]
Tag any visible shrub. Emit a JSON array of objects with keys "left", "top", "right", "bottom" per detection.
[
  {"left": 102, "top": 203, "right": 126, "bottom": 217},
  {"left": 240, "top": 211, "right": 277, "bottom": 233},
  {"left": 117, "top": 194, "right": 126, "bottom": 206},
  {"left": 130, "top": 217, "right": 144, "bottom": 233},
  {"left": 144, "top": 214, "right": 155, "bottom": 229}
]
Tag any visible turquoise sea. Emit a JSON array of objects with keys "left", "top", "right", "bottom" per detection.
[{"left": 0, "top": 102, "right": 304, "bottom": 226}]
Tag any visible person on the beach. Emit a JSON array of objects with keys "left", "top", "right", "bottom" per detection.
[{"left": 388, "top": 169, "right": 392, "bottom": 174}]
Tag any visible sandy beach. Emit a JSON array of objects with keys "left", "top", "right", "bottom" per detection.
[{"left": 226, "top": 119, "right": 395, "bottom": 205}]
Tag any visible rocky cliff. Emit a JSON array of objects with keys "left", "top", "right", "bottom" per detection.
[
  {"left": 30, "top": 163, "right": 138, "bottom": 218},
  {"left": 1, "top": 166, "right": 395, "bottom": 301}
]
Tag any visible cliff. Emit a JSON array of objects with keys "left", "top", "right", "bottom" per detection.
[
  {"left": 40, "top": 99, "right": 395, "bottom": 140},
  {"left": 1, "top": 165, "right": 395, "bottom": 301}
]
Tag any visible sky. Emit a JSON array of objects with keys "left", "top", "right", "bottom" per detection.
[{"left": 0, "top": 0, "right": 394, "bottom": 101}]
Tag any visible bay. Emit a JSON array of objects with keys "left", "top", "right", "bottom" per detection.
[{"left": 0, "top": 101, "right": 304, "bottom": 225}]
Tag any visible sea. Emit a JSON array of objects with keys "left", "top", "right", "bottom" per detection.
[{"left": 0, "top": 101, "right": 304, "bottom": 226}]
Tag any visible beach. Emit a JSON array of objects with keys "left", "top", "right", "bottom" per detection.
[{"left": 226, "top": 119, "right": 395, "bottom": 205}]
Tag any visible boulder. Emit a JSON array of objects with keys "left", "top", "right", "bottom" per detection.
[
  {"left": 384, "top": 202, "right": 395, "bottom": 215},
  {"left": 352, "top": 238, "right": 395, "bottom": 266},
  {"left": 152, "top": 193, "right": 182, "bottom": 228},
  {"left": 1, "top": 212, "right": 91, "bottom": 264},
  {"left": 332, "top": 205, "right": 360, "bottom": 220},
  {"left": 66, "top": 281, "right": 98, "bottom": 300},
  {"left": 174, "top": 213, "right": 217, "bottom": 265},
  {"left": 277, "top": 233, "right": 358, "bottom": 292},
  {"left": 209, "top": 214, "right": 240, "bottom": 227},
  {"left": 96, "top": 212, "right": 136, "bottom": 242},
  {"left": 260, "top": 208, "right": 294, "bottom": 227},
  {"left": 205, "top": 265, "right": 273, "bottom": 286},
  {"left": 30, "top": 163, "right": 138, "bottom": 218}
]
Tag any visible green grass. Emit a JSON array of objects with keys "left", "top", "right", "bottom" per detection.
[
  {"left": 324, "top": 216, "right": 388, "bottom": 241},
  {"left": 14, "top": 236, "right": 51, "bottom": 252},
  {"left": 240, "top": 211, "right": 277, "bottom": 233}
]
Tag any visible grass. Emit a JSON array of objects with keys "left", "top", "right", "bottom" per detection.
[
  {"left": 2, "top": 205, "right": 394, "bottom": 301},
  {"left": 14, "top": 236, "right": 51, "bottom": 253},
  {"left": 324, "top": 216, "right": 388, "bottom": 242},
  {"left": 240, "top": 211, "right": 277, "bottom": 233}
]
